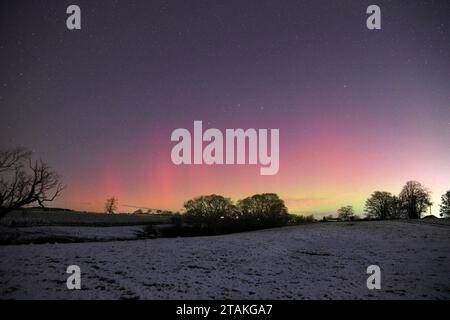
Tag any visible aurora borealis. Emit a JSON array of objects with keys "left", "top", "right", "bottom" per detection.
[{"left": 1, "top": 0, "right": 449, "bottom": 217}]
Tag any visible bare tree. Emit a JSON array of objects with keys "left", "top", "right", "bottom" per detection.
[
  {"left": 390, "top": 195, "right": 405, "bottom": 219},
  {"left": 0, "top": 148, "right": 32, "bottom": 173},
  {"left": 0, "top": 148, "right": 64, "bottom": 219},
  {"left": 364, "top": 191, "right": 396, "bottom": 220},
  {"left": 105, "top": 197, "right": 118, "bottom": 214},
  {"left": 399, "top": 181, "right": 432, "bottom": 219},
  {"left": 337, "top": 205, "right": 355, "bottom": 221}
]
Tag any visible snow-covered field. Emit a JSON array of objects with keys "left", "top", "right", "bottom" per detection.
[{"left": 1, "top": 220, "right": 449, "bottom": 299}]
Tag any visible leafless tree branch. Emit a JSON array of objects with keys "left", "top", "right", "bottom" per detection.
[{"left": 0, "top": 148, "right": 64, "bottom": 219}]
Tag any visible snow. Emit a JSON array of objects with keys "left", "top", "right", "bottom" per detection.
[{"left": 0, "top": 220, "right": 449, "bottom": 299}]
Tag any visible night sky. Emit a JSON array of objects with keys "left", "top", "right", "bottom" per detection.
[{"left": 1, "top": 0, "right": 449, "bottom": 216}]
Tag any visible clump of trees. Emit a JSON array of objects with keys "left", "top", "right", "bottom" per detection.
[
  {"left": 184, "top": 194, "right": 237, "bottom": 223},
  {"left": 179, "top": 193, "right": 295, "bottom": 235},
  {"left": 339, "top": 181, "right": 440, "bottom": 221},
  {"left": 237, "top": 193, "right": 290, "bottom": 228},
  {"left": 364, "top": 181, "right": 432, "bottom": 220},
  {"left": 0, "top": 148, "right": 64, "bottom": 219}
]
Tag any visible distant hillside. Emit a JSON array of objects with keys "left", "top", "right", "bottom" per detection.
[{"left": 1, "top": 209, "right": 173, "bottom": 227}]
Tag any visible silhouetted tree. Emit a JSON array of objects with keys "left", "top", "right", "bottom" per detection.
[
  {"left": 105, "top": 197, "right": 118, "bottom": 214},
  {"left": 364, "top": 191, "right": 397, "bottom": 220},
  {"left": 399, "top": 181, "right": 432, "bottom": 219},
  {"left": 439, "top": 190, "right": 450, "bottom": 218},
  {"left": 0, "top": 148, "right": 64, "bottom": 219},
  {"left": 183, "top": 194, "right": 236, "bottom": 223},
  {"left": 337, "top": 205, "right": 354, "bottom": 221},
  {"left": 237, "top": 193, "right": 289, "bottom": 227}
]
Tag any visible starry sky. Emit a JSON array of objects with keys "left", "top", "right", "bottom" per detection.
[{"left": 1, "top": 0, "right": 449, "bottom": 217}]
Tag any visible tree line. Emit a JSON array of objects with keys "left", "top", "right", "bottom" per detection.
[
  {"left": 336, "top": 181, "right": 450, "bottom": 220},
  {"left": 1, "top": 147, "right": 449, "bottom": 227}
]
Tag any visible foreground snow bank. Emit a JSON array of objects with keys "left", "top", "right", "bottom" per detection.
[{"left": 0, "top": 221, "right": 449, "bottom": 299}]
